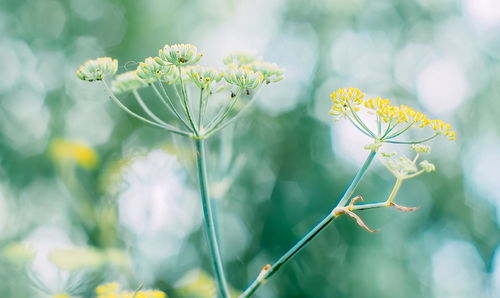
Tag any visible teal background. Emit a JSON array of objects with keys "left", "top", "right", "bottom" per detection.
[{"left": 0, "top": 0, "right": 499, "bottom": 297}]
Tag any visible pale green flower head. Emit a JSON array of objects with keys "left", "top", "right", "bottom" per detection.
[
  {"left": 186, "top": 66, "right": 222, "bottom": 90},
  {"left": 76, "top": 57, "right": 118, "bottom": 82},
  {"left": 223, "top": 51, "right": 257, "bottom": 66},
  {"left": 158, "top": 43, "right": 203, "bottom": 66},
  {"left": 385, "top": 155, "right": 418, "bottom": 178},
  {"left": 419, "top": 160, "right": 436, "bottom": 172},
  {"left": 249, "top": 60, "right": 285, "bottom": 84},
  {"left": 111, "top": 71, "right": 147, "bottom": 94},
  {"left": 223, "top": 64, "right": 264, "bottom": 91},
  {"left": 136, "top": 57, "right": 169, "bottom": 83},
  {"left": 411, "top": 144, "right": 431, "bottom": 153}
]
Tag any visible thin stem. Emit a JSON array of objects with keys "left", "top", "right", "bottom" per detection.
[
  {"left": 384, "top": 133, "right": 438, "bottom": 144},
  {"left": 178, "top": 66, "right": 199, "bottom": 135},
  {"left": 347, "top": 102, "right": 376, "bottom": 138},
  {"left": 133, "top": 90, "right": 168, "bottom": 125},
  {"left": 155, "top": 81, "right": 193, "bottom": 131},
  {"left": 206, "top": 90, "right": 241, "bottom": 130},
  {"left": 385, "top": 121, "right": 416, "bottom": 140},
  {"left": 204, "top": 88, "right": 261, "bottom": 138},
  {"left": 101, "top": 81, "right": 190, "bottom": 137},
  {"left": 194, "top": 139, "right": 230, "bottom": 298},
  {"left": 206, "top": 94, "right": 240, "bottom": 134},
  {"left": 337, "top": 150, "right": 377, "bottom": 207},
  {"left": 240, "top": 150, "right": 377, "bottom": 297},
  {"left": 198, "top": 88, "right": 204, "bottom": 129},
  {"left": 386, "top": 178, "right": 402, "bottom": 205},
  {"left": 348, "top": 117, "right": 375, "bottom": 138}
]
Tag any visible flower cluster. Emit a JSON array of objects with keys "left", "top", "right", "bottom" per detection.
[
  {"left": 329, "top": 88, "right": 456, "bottom": 143},
  {"left": 96, "top": 282, "right": 166, "bottom": 298},
  {"left": 111, "top": 71, "right": 147, "bottom": 94},
  {"left": 75, "top": 43, "right": 284, "bottom": 138},
  {"left": 76, "top": 57, "right": 117, "bottom": 81}
]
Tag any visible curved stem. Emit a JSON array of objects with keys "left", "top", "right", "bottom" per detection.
[
  {"left": 384, "top": 121, "right": 415, "bottom": 140},
  {"left": 240, "top": 150, "right": 377, "bottom": 297},
  {"left": 178, "top": 66, "right": 199, "bottom": 135},
  {"left": 101, "top": 81, "right": 191, "bottom": 137},
  {"left": 194, "top": 139, "right": 230, "bottom": 298},
  {"left": 204, "top": 89, "right": 261, "bottom": 138},
  {"left": 154, "top": 82, "right": 193, "bottom": 132},
  {"left": 384, "top": 133, "right": 438, "bottom": 144},
  {"left": 347, "top": 102, "right": 376, "bottom": 138},
  {"left": 133, "top": 90, "right": 168, "bottom": 125}
]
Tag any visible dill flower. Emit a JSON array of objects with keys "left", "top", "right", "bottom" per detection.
[
  {"left": 411, "top": 144, "right": 431, "bottom": 153},
  {"left": 249, "top": 60, "right": 285, "bottom": 84},
  {"left": 158, "top": 43, "right": 202, "bottom": 66},
  {"left": 329, "top": 87, "right": 365, "bottom": 119},
  {"left": 95, "top": 282, "right": 166, "bottom": 298},
  {"left": 419, "top": 160, "right": 436, "bottom": 172},
  {"left": 328, "top": 88, "right": 456, "bottom": 144},
  {"left": 186, "top": 66, "right": 222, "bottom": 90},
  {"left": 76, "top": 57, "right": 118, "bottom": 82},
  {"left": 50, "top": 139, "right": 99, "bottom": 170},
  {"left": 223, "top": 51, "right": 257, "bottom": 66},
  {"left": 136, "top": 57, "right": 169, "bottom": 83},
  {"left": 223, "top": 65, "right": 264, "bottom": 91},
  {"left": 111, "top": 71, "right": 147, "bottom": 94}
]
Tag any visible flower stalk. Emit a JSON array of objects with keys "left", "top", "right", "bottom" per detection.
[{"left": 195, "top": 138, "right": 231, "bottom": 298}]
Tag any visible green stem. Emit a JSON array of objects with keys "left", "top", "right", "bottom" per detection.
[
  {"left": 178, "top": 66, "right": 199, "bottom": 135},
  {"left": 101, "top": 81, "right": 190, "bottom": 137},
  {"left": 386, "top": 178, "right": 402, "bottom": 205},
  {"left": 240, "top": 150, "right": 377, "bottom": 297},
  {"left": 194, "top": 139, "right": 230, "bottom": 298},
  {"left": 384, "top": 133, "right": 438, "bottom": 144}
]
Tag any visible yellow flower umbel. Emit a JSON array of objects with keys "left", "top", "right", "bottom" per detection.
[
  {"left": 329, "top": 88, "right": 456, "bottom": 146},
  {"left": 50, "top": 139, "right": 99, "bottom": 170},
  {"left": 95, "top": 282, "right": 166, "bottom": 298}
]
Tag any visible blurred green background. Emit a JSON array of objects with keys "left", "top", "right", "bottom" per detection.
[{"left": 0, "top": 0, "right": 499, "bottom": 297}]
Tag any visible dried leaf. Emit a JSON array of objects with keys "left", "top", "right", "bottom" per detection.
[
  {"left": 344, "top": 210, "right": 378, "bottom": 233},
  {"left": 348, "top": 195, "right": 364, "bottom": 210},
  {"left": 390, "top": 202, "right": 418, "bottom": 212}
]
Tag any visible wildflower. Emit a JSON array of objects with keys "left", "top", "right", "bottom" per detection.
[
  {"left": 96, "top": 282, "right": 120, "bottom": 296},
  {"left": 95, "top": 282, "right": 166, "bottom": 298},
  {"left": 384, "top": 155, "right": 418, "bottom": 179},
  {"left": 111, "top": 71, "right": 147, "bottom": 94},
  {"left": 411, "top": 144, "right": 431, "bottom": 153},
  {"left": 76, "top": 57, "right": 117, "bottom": 81},
  {"left": 329, "top": 88, "right": 365, "bottom": 119},
  {"left": 419, "top": 160, "right": 436, "bottom": 172},
  {"left": 249, "top": 60, "right": 285, "bottom": 84},
  {"left": 0, "top": 242, "right": 35, "bottom": 264},
  {"left": 136, "top": 57, "right": 169, "bottom": 83},
  {"left": 328, "top": 88, "right": 456, "bottom": 143},
  {"left": 50, "top": 139, "right": 99, "bottom": 170},
  {"left": 158, "top": 44, "right": 202, "bottom": 66},
  {"left": 223, "top": 65, "right": 264, "bottom": 92},
  {"left": 186, "top": 66, "right": 222, "bottom": 90},
  {"left": 223, "top": 51, "right": 257, "bottom": 66}
]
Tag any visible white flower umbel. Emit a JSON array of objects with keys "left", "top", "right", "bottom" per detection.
[
  {"left": 158, "top": 44, "right": 203, "bottom": 66},
  {"left": 136, "top": 57, "right": 170, "bottom": 83},
  {"left": 223, "top": 51, "right": 257, "bottom": 66},
  {"left": 111, "top": 71, "right": 147, "bottom": 94},
  {"left": 76, "top": 57, "right": 117, "bottom": 82},
  {"left": 223, "top": 65, "right": 263, "bottom": 92}
]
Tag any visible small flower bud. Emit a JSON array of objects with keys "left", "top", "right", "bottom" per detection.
[
  {"left": 111, "top": 71, "right": 147, "bottom": 94},
  {"left": 158, "top": 44, "right": 203, "bottom": 66},
  {"left": 76, "top": 57, "right": 118, "bottom": 82},
  {"left": 411, "top": 144, "right": 431, "bottom": 153},
  {"left": 381, "top": 151, "right": 396, "bottom": 157},
  {"left": 419, "top": 160, "right": 436, "bottom": 172}
]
